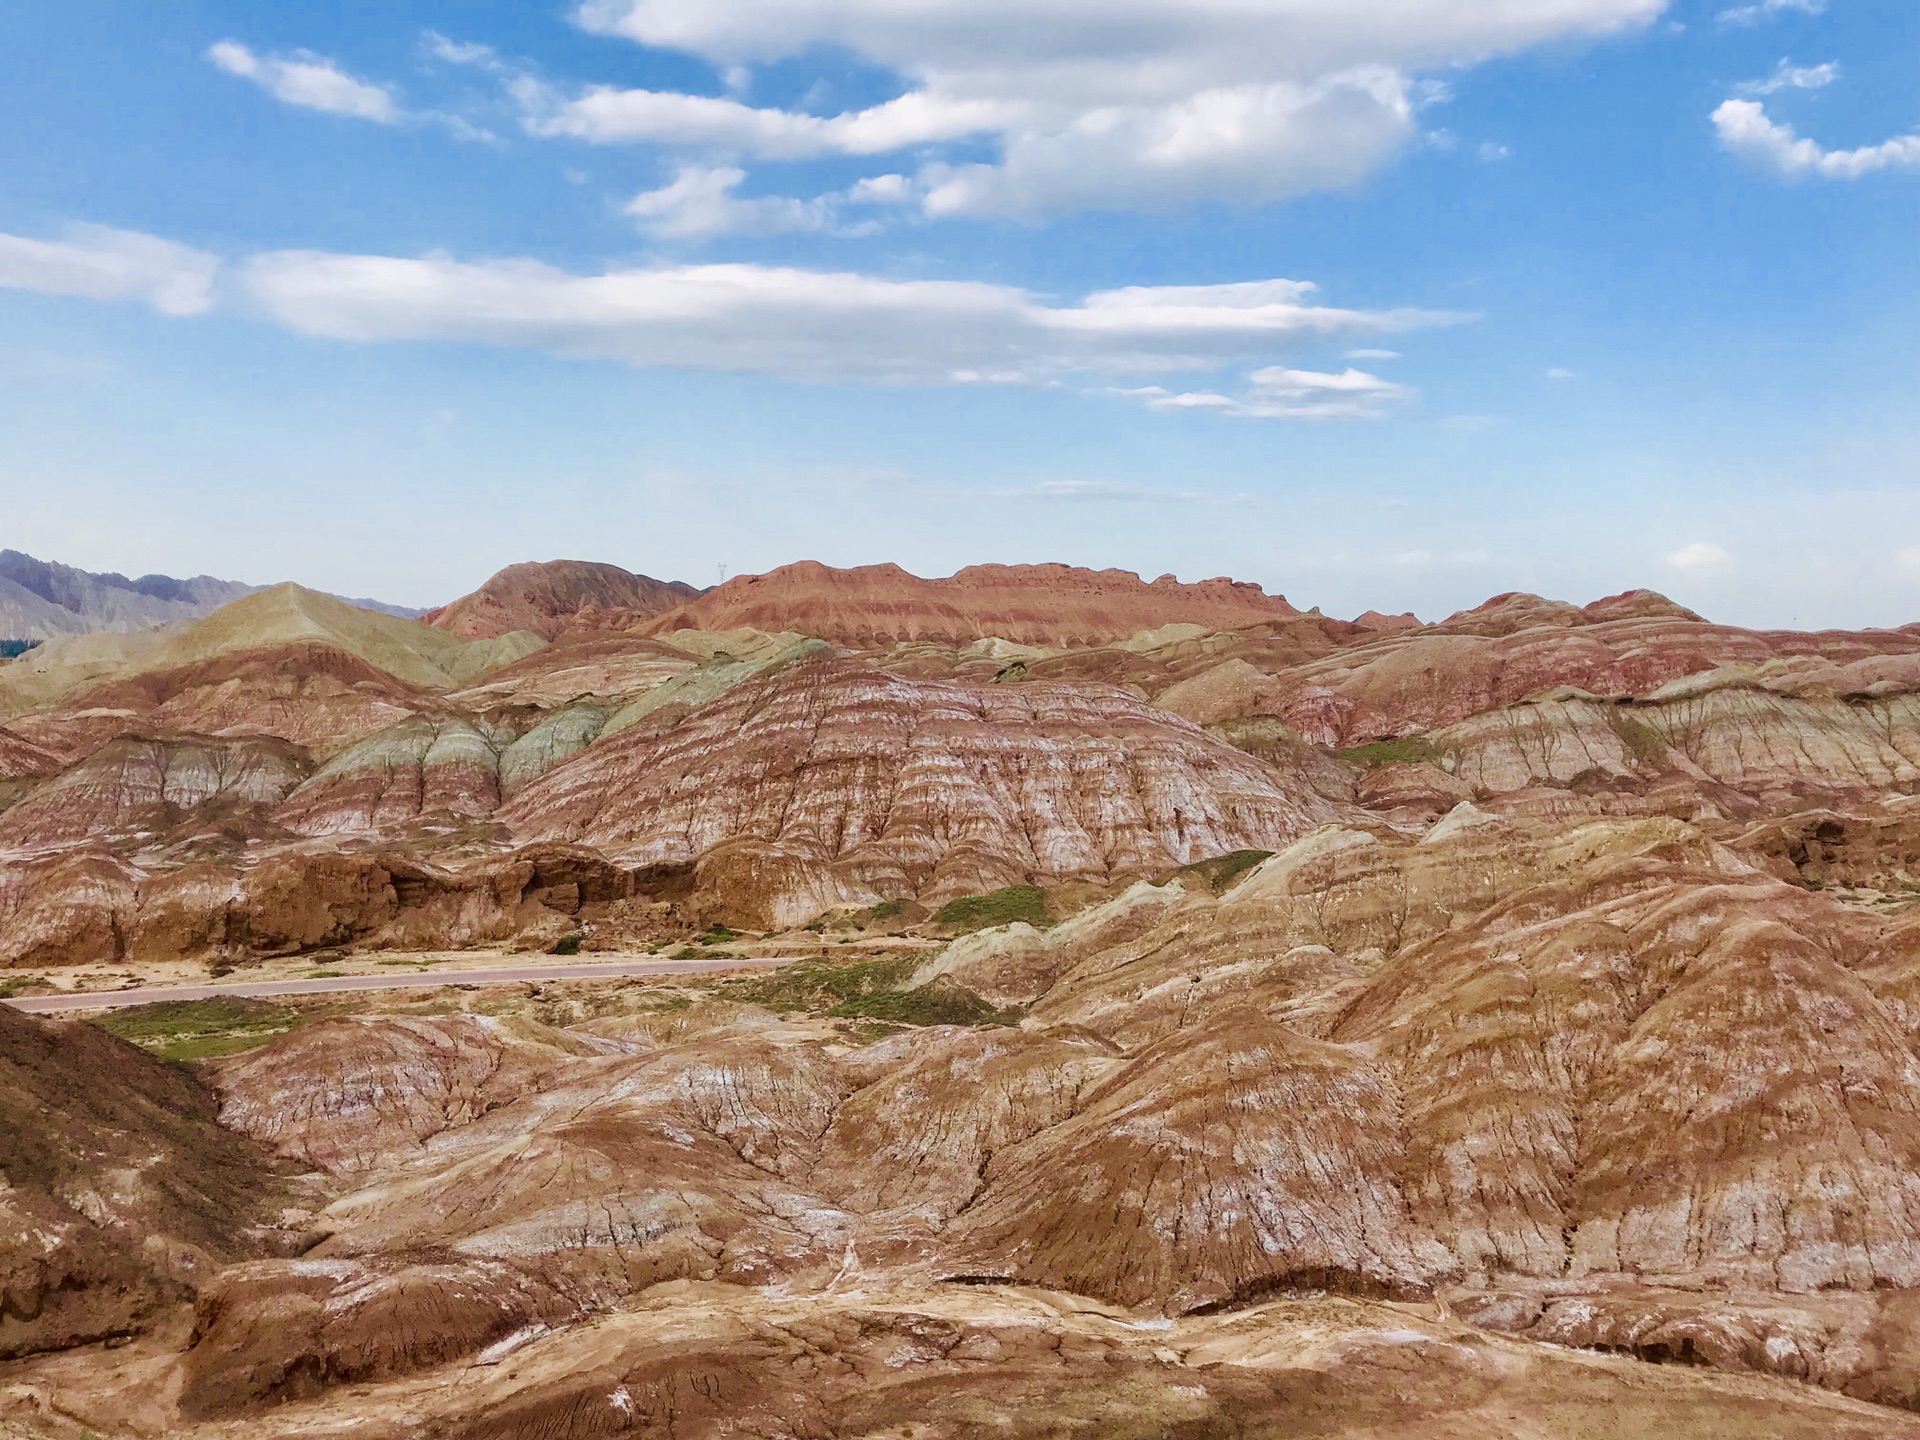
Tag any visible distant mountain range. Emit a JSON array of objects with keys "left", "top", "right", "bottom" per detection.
[{"left": 0, "top": 550, "right": 426, "bottom": 642}]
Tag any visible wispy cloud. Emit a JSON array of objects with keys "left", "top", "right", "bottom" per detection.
[
  {"left": 208, "top": 40, "right": 401, "bottom": 122},
  {"left": 1116, "top": 365, "right": 1414, "bottom": 420},
  {"left": 239, "top": 255, "right": 1463, "bottom": 385},
  {"left": 0, "top": 224, "right": 220, "bottom": 315},
  {"left": 1717, "top": 0, "right": 1823, "bottom": 26},
  {"left": 212, "top": 38, "right": 495, "bottom": 140},
  {"left": 625, "top": 165, "right": 848, "bottom": 239},
  {"left": 1713, "top": 99, "right": 1920, "bottom": 179},
  {"left": 1667, "top": 540, "right": 1733, "bottom": 572},
  {"left": 1733, "top": 59, "right": 1839, "bottom": 97},
  {"left": 1546, "top": 366, "right": 1578, "bottom": 380}
]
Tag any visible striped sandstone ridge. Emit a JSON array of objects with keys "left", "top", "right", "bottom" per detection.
[
  {"left": 640, "top": 559, "right": 1302, "bottom": 647},
  {"left": 500, "top": 656, "right": 1348, "bottom": 925},
  {"left": 424, "top": 560, "right": 703, "bottom": 641}
]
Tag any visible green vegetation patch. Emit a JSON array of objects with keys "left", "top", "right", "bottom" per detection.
[
  {"left": 0, "top": 975, "right": 50, "bottom": 999},
  {"left": 932, "top": 884, "right": 1051, "bottom": 934},
  {"left": 549, "top": 932, "right": 585, "bottom": 956},
  {"left": 829, "top": 977, "right": 1022, "bottom": 1028},
  {"left": 1336, "top": 737, "right": 1440, "bottom": 769},
  {"left": 1176, "top": 849, "right": 1275, "bottom": 894},
  {"left": 695, "top": 924, "right": 739, "bottom": 945},
  {"left": 93, "top": 997, "right": 301, "bottom": 1063},
  {"left": 723, "top": 954, "right": 1018, "bottom": 1028},
  {"left": 725, "top": 953, "right": 921, "bottom": 1012},
  {"left": 1607, "top": 711, "right": 1669, "bottom": 767}
]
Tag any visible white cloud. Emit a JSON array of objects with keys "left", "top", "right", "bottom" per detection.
[
  {"left": 542, "top": 0, "right": 1665, "bottom": 218},
  {"left": 1118, "top": 364, "right": 1413, "bottom": 420},
  {"left": 1346, "top": 347, "right": 1400, "bottom": 360},
  {"left": 1546, "top": 366, "right": 1578, "bottom": 380},
  {"left": 239, "top": 250, "right": 1461, "bottom": 385},
  {"left": 0, "top": 224, "right": 220, "bottom": 315},
  {"left": 1717, "top": 0, "right": 1823, "bottom": 26},
  {"left": 1733, "top": 59, "right": 1839, "bottom": 97},
  {"left": 1713, "top": 99, "right": 1920, "bottom": 179},
  {"left": 625, "top": 165, "right": 841, "bottom": 239},
  {"left": 208, "top": 40, "right": 401, "bottom": 122},
  {"left": 527, "top": 83, "right": 1012, "bottom": 156},
  {"left": 1667, "top": 541, "right": 1733, "bottom": 572},
  {"left": 1478, "top": 141, "right": 1512, "bottom": 162}
]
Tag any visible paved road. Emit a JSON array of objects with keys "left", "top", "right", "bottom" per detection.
[{"left": 3, "top": 956, "right": 794, "bottom": 1014}]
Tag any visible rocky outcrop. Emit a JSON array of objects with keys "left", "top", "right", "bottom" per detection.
[
  {"left": 503, "top": 656, "right": 1347, "bottom": 925},
  {"left": 425, "top": 560, "right": 702, "bottom": 641},
  {"left": 0, "top": 1005, "right": 284, "bottom": 1359},
  {"left": 641, "top": 560, "right": 1301, "bottom": 648}
]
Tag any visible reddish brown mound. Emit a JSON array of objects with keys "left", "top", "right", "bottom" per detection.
[
  {"left": 425, "top": 561, "right": 702, "bottom": 641},
  {"left": 0, "top": 727, "right": 60, "bottom": 779},
  {"left": 639, "top": 560, "right": 1300, "bottom": 647},
  {"left": 0, "top": 1004, "right": 284, "bottom": 1359},
  {"left": 0, "top": 734, "right": 311, "bottom": 851},
  {"left": 55, "top": 641, "right": 429, "bottom": 760},
  {"left": 1434, "top": 589, "right": 1704, "bottom": 636},
  {"left": 502, "top": 655, "right": 1345, "bottom": 925}
]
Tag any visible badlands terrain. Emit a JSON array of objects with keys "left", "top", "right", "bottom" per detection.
[{"left": 5, "top": 558, "right": 1920, "bottom": 1436}]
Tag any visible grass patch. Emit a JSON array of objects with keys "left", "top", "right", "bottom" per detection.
[
  {"left": 828, "top": 977, "right": 1021, "bottom": 1028},
  {"left": 0, "top": 975, "right": 49, "bottom": 999},
  {"left": 92, "top": 997, "right": 300, "bottom": 1063},
  {"left": 1176, "top": 849, "right": 1275, "bottom": 894},
  {"left": 723, "top": 955, "right": 1018, "bottom": 1028},
  {"left": 695, "top": 924, "right": 739, "bottom": 945},
  {"left": 932, "top": 885, "right": 1050, "bottom": 934},
  {"left": 550, "top": 932, "right": 585, "bottom": 956},
  {"left": 1337, "top": 737, "right": 1440, "bottom": 769},
  {"left": 863, "top": 899, "right": 905, "bottom": 923},
  {"left": 1607, "top": 711, "right": 1669, "bottom": 767},
  {"left": 725, "top": 953, "right": 921, "bottom": 1012}
]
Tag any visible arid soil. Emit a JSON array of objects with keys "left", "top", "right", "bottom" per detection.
[{"left": 5, "top": 559, "right": 1920, "bottom": 1437}]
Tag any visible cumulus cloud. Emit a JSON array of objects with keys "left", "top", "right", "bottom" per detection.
[
  {"left": 538, "top": 0, "right": 1665, "bottom": 219},
  {"left": 1733, "top": 59, "right": 1839, "bottom": 97},
  {"left": 1717, "top": 0, "right": 1823, "bottom": 26},
  {"left": 625, "top": 165, "right": 842, "bottom": 239},
  {"left": 238, "top": 251, "right": 1461, "bottom": 384},
  {"left": 0, "top": 224, "right": 220, "bottom": 315},
  {"left": 1667, "top": 541, "right": 1733, "bottom": 572},
  {"left": 1713, "top": 99, "right": 1920, "bottom": 179},
  {"left": 208, "top": 40, "right": 401, "bottom": 122}
]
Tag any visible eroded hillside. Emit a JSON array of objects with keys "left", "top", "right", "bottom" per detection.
[{"left": 5, "top": 563, "right": 1920, "bottom": 1438}]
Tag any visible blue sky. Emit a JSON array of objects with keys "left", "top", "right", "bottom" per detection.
[{"left": 1, "top": 0, "right": 1915, "bottom": 626}]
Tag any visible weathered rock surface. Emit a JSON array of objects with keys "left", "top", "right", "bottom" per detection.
[
  {"left": 504, "top": 656, "right": 1346, "bottom": 925},
  {"left": 18, "top": 568, "right": 1920, "bottom": 1439},
  {"left": 0, "top": 1005, "right": 284, "bottom": 1360},
  {"left": 425, "top": 560, "right": 702, "bottom": 641},
  {"left": 0, "top": 734, "right": 310, "bottom": 851},
  {"left": 642, "top": 560, "right": 1302, "bottom": 647}
]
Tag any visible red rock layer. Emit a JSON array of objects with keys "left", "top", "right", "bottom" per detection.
[
  {"left": 502, "top": 656, "right": 1344, "bottom": 924},
  {"left": 425, "top": 560, "right": 702, "bottom": 641},
  {"left": 640, "top": 560, "right": 1301, "bottom": 647},
  {"left": 56, "top": 641, "right": 429, "bottom": 760}
]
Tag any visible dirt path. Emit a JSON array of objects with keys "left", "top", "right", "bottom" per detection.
[{"left": 3, "top": 956, "right": 792, "bottom": 1013}]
